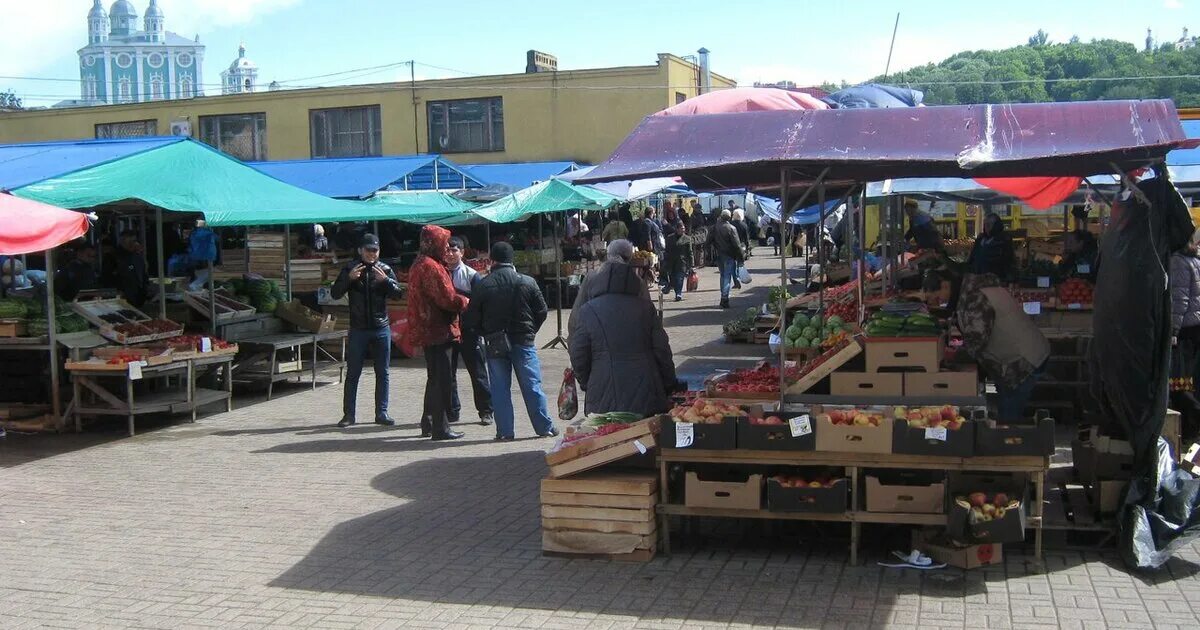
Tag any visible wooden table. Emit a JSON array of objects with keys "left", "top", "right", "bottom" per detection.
[
  {"left": 656, "top": 448, "right": 1049, "bottom": 567},
  {"left": 234, "top": 330, "right": 348, "bottom": 399}
]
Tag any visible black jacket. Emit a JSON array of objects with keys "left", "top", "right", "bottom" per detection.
[
  {"left": 115, "top": 248, "right": 148, "bottom": 308},
  {"left": 331, "top": 259, "right": 404, "bottom": 330},
  {"left": 967, "top": 232, "right": 1015, "bottom": 281},
  {"left": 461, "top": 264, "right": 547, "bottom": 346}
]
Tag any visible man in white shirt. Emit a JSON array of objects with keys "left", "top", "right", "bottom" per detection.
[{"left": 434, "top": 237, "right": 493, "bottom": 426}]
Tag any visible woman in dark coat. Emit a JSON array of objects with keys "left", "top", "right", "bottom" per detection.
[
  {"left": 568, "top": 240, "right": 678, "bottom": 417},
  {"left": 660, "top": 220, "right": 692, "bottom": 301}
]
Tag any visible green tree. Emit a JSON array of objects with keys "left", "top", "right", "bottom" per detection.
[
  {"left": 0, "top": 90, "right": 22, "bottom": 110},
  {"left": 1028, "top": 30, "right": 1050, "bottom": 47}
]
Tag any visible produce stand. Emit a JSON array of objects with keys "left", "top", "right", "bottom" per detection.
[{"left": 233, "top": 330, "right": 348, "bottom": 399}]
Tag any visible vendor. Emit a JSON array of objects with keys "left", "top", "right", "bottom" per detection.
[
  {"left": 904, "top": 199, "right": 944, "bottom": 252},
  {"left": 966, "top": 213, "right": 1016, "bottom": 281},
  {"left": 114, "top": 230, "right": 149, "bottom": 308},
  {"left": 56, "top": 244, "right": 99, "bottom": 301},
  {"left": 1060, "top": 207, "right": 1099, "bottom": 277},
  {"left": 924, "top": 270, "right": 1049, "bottom": 422}
]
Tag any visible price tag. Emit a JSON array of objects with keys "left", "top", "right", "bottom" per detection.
[
  {"left": 925, "top": 426, "right": 948, "bottom": 442},
  {"left": 1036, "top": 276, "right": 1050, "bottom": 288},
  {"left": 1077, "top": 263, "right": 1091, "bottom": 274},
  {"left": 675, "top": 421, "right": 694, "bottom": 448},
  {"left": 1022, "top": 302, "right": 1041, "bottom": 316},
  {"left": 200, "top": 337, "right": 212, "bottom": 353},
  {"left": 1068, "top": 303, "right": 1082, "bottom": 310},
  {"left": 633, "top": 440, "right": 647, "bottom": 455},
  {"left": 789, "top": 414, "right": 813, "bottom": 438},
  {"left": 128, "top": 360, "right": 147, "bottom": 380}
]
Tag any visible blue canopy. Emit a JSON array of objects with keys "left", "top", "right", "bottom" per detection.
[
  {"left": 0, "top": 136, "right": 181, "bottom": 190},
  {"left": 755, "top": 196, "right": 840, "bottom": 225},
  {"left": 464, "top": 161, "right": 582, "bottom": 188},
  {"left": 822, "top": 83, "right": 924, "bottom": 109},
  {"left": 249, "top": 155, "right": 485, "bottom": 199}
]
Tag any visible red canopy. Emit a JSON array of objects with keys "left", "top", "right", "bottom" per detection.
[
  {"left": 656, "top": 87, "right": 827, "bottom": 116},
  {"left": 0, "top": 193, "right": 90, "bottom": 255}
]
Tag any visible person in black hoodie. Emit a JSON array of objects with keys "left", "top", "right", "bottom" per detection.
[
  {"left": 114, "top": 231, "right": 148, "bottom": 308},
  {"left": 967, "top": 212, "right": 1015, "bottom": 281}
]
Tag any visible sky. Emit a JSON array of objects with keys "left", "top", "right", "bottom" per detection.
[{"left": 2, "top": 0, "right": 1199, "bottom": 106}]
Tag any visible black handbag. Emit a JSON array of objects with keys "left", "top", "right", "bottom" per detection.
[{"left": 483, "top": 282, "right": 521, "bottom": 359}]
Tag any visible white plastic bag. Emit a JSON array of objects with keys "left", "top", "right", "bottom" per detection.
[{"left": 738, "top": 266, "right": 752, "bottom": 284}]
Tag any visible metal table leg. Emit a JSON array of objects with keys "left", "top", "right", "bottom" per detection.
[
  {"left": 311, "top": 336, "right": 318, "bottom": 390},
  {"left": 126, "top": 376, "right": 136, "bottom": 437},
  {"left": 225, "top": 359, "right": 233, "bottom": 412},
  {"left": 267, "top": 350, "right": 277, "bottom": 400},
  {"left": 659, "top": 458, "right": 671, "bottom": 555},
  {"left": 73, "top": 374, "right": 82, "bottom": 433}
]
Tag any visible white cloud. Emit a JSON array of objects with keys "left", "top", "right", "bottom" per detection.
[
  {"left": 0, "top": 0, "right": 300, "bottom": 76},
  {"left": 1165, "top": 0, "right": 1183, "bottom": 9}
]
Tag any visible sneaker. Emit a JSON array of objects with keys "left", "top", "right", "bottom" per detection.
[
  {"left": 337, "top": 416, "right": 356, "bottom": 428},
  {"left": 479, "top": 413, "right": 494, "bottom": 426},
  {"left": 720, "top": 298, "right": 730, "bottom": 309},
  {"left": 374, "top": 416, "right": 396, "bottom": 426},
  {"left": 674, "top": 295, "right": 683, "bottom": 302},
  {"left": 537, "top": 428, "right": 560, "bottom": 438},
  {"left": 494, "top": 435, "right": 515, "bottom": 441}
]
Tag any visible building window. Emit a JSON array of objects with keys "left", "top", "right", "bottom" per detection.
[
  {"left": 427, "top": 97, "right": 504, "bottom": 153},
  {"left": 179, "top": 77, "right": 193, "bottom": 98},
  {"left": 150, "top": 74, "right": 163, "bottom": 100},
  {"left": 95, "top": 119, "right": 158, "bottom": 139},
  {"left": 118, "top": 78, "right": 132, "bottom": 102},
  {"left": 84, "top": 77, "right": 98, "bottom": 100},
  {"left": 675, "top": 91, "right": 687, "bottom": 104},
  {"left": 200, "top": 113, "right": 268, "bottom": 161},
  {"left": 309, "top": 105, "right": 382, "bottom": 158}
]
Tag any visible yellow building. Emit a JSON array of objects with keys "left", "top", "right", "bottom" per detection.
[{"left": 0, "top": 53, "right": 735, "bottom": 166}]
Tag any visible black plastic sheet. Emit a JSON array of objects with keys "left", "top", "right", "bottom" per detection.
[{"left": 1090, "top": 170, "right": 1200, "bottom": 569}]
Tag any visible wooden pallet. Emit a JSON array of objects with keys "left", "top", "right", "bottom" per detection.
[
  {"left": 541, "top": 470, "right": 658, "bottom": 561},
  {"left": 545, "top": 417, "right": 658, "bottom": 479}
]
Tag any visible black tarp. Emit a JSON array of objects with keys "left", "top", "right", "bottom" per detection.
[{"left": 1090, "top": 168, "right": 1200, "bottom": 569}]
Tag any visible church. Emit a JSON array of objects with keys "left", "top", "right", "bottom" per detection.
[{"left": 78, "top": 1, "right": 206, "bottom": 105}]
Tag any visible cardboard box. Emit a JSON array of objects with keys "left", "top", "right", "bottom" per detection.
[
  {"left": 903, "top": 368, "right": 979, "bottom": 397},
  {"left": 946, "top": 472, "right": 1028, "bottom": 544},
  {"left": 275, "top": 300, "right": 336, "bottom": 333},
  {"left": 865, "top": 474, "right": 946, "bottom": 514},
  {"left": 685, "top": 470, "right": 763, "bottom": 510},
  {"left": 1072, "top": 426, "right": 1134, "bottom": 481},
  {"left": 913, "top": 529, "right": 1003, "bottom": 570},
  {"left": 831, "top": 372, "right": 904, "bottom": 397},
  {"left": 767, "top": 477, "right": 848, "bottom": 513},
  {"left": 864, "top": 338, "right": 941, "bottom": 373},
  {"left": 737, "top": 412, "right": 815, "bottom": 451},
  {"left": 892, "top": 419, "right": 975, "bottom": 457},
  {"left": 813, "top": 412, "right": 894, "bottom": 454},
  {"left": 1088, "top": 480, "right": 1127, "bottom": 515},
  {"left": 660, "top": 417, "right": 737, "bottom": 450},
  {"left": 1181, "top": 442, "right": 1200, "bottom": 474},
  {"left": 975, "top": 417, "right": 1055, "bottom": 456}
]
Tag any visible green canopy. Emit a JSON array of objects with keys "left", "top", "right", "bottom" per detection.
[
  {"left": 12, "top": 139, "right": 371, "bottom": 226},
  {"left": 470, "top": 179, "right": 619, "bottom": 223},
  {"left": 364, "top": 192, "right": 482, "bottom": 226}
]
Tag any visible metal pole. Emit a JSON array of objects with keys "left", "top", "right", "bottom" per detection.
[
  {"left": 207, "top": 258, "right": 217, "bottom": 336},
  {"left": 857, "top": 186, "right": 867, "bottom": 325},
  {"left": 817, "top": 183, "right": 827, "bottom": 318},
  {"left": 284, "top": 224, "right": 293, "bottom": 301},
  {"left": 46, "top": 247, "right": 62, "bottom": 430},
  {"left": 156, "top": 208, "right": 166, "bottom": 319},
  {"left": 778, "top": 167, "right": 790, "bottom": 401},
  {"left": 243, "top": 227, "right": 250, "bottom": 273}
]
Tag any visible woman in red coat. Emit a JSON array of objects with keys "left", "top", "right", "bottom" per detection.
[{"left": 407, "top": 225, "right": 469, "bottom": 440}]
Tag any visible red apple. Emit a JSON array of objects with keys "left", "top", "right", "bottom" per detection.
[
  {"left": 940, "top": 405, "right": 956, "bottom": 421},
  {"left": 968, "top": 492, "right": 987, "bottom": 508},
  {"left": 993, "top": 493, "right": 1009, "bottom": 507}
]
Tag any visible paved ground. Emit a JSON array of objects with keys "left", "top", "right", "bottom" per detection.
[{"left": 3, "top": 253, "right": 1200, "bottom": 629}]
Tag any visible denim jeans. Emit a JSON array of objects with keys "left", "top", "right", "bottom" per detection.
[
  {"left": 718, "top": 255, "right": 737, "bottom": 299},
  {"left": 343, "top": 326, "right": 391, "bottom": 420},
  {"left": 996, "top": 363, "right": 1046, "bottom": 423},
  {"left": 487, "top": 342, "right": 556, "bottom": 439},
  {"left": 450, "top": 334, "right": 492, "bottom": 420}
]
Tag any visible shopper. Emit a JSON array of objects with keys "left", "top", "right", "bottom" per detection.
[
  {"left": 331, "top": 234, "right": 405, "bottom": 428},
  {"left": 689, "top": 199, "right": 706, "bottom": 232},
  {"left": 601, "top": 211, "right": 628, "bottom": 244},
  {"left": 904, "top": 199, "right": 944, "bottom": 252},
  {"left": 114, "top": 230, "right": 149, "bottom": 308},
  {"left": 707, "top": 210, "right": 744, "bottom": 309},
  {"left": 462, "top": 242, "right": 557, "bottom": 441},
  {"left": 407, "top": 225, "right": 469, "bottom": 441},
  {"left": 731, "top": 208, "right": 751, "bottom": 257},
  {"left": 443, "top": 236, "right": 493, "bottom": 426},
  {"left": 925, "top": 271, "right": 1048, "bottom": 422},
  {"left": 966, "top": 213, "right": 1016, "bottom": 281},
  {"left": 312, "top": 224, "right": 329, "bottom": 252},
  {"left": 57, "top": 245, "right": 99, "bottom": 301},
  {"left": 1170, "top": 229, "right": 1200, "bottom": 442},
  {"left": 569, "top": 240, "right": 680, "bottom": 417},
  {"left": 661, "top": 220, "right": 692, "bottom": 301}
]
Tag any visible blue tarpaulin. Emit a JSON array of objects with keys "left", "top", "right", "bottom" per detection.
[
  {"left": 822, "top": 83, "right": 924, "bottom": 109},
  {"left": 755, "top": 196, "right": 840, "bottom": 225},
  {"left": 0, "top": 136, "right": 181, "bottom": 190},
  {"left": 249, "top": 156, "right": 484, "bottom": 199},
  {"left": 465, "top": 161, "right": 582, "bottom": 188}
]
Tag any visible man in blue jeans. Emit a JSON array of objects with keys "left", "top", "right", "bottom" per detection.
[
  {"left": 330, "top": 234, "right": 405, "bottom": 427},
  {"left": 462, "top": 242, "right": 558, "bottom": 441},
  {"left": 707, "top": 209, "right": 744, "bottom": 309}
]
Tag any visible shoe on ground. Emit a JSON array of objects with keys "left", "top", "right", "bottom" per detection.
[
  {"left": 674, "top": 295, "right": 683, "bottom": 302},
  {"left": 432, "top": 431, "right": 464, "bottom": 441},
  {"left": 420, "top": 430, "right": 432, "bottom": 438},
  {"left": 538, "top": 428, "right": 560, "bottom": 438},
  {"left": 337, "top": 416, "right": 356, "bottom": 428},
  {"left": 479, "top": 413, "right": 494, "bottom": 426},
  {"left": 720, "top": 298, "right": 730, "bottom": 309},
  {"left": 494, "top": 435, "right": 515, "bottom": 441},
  {"left": 375, "top": 415, "right": 396, "bottom": 426}
]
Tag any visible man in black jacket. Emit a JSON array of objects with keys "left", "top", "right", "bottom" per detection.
[
  {"left": 462, "top": 242, "right": 558, "bottom": 441},
  {"left": 331, "top": 234, "right": 405, "bottom": 428}
]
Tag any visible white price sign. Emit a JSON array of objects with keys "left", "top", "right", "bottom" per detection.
[
  {"left": 925, "top": 427, "right": 948, "bottom": 442},
  {"left": 789, "top": 414, "right": 813, "bottom": 438},
  {"left": 1022, "top": 302, "right": 1041, "bottom": 316},
  {"left": 1068, "top": 303, "right": 1083, "bottom": 310},
  {"left": 675, "top": 422, "right": 694, "bottom": 448},
  {"left": 200, "top": 337, "right": 212, "bottom": 353},
  {"left": 128, "top": 360, "right": 147, "bottom": 380},
  {"left": 633, "top": 440, "right": 647, "bottom": 455},
  {"left": 1036, "top": 276, "right": 1051, "bottom": 288}
]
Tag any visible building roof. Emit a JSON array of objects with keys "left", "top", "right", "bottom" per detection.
[
  {"left": 0, "top": 136, "right": 181, "bottom": 190},
  {"left": 463, "top": 161, "right": 583, "bottom": 188},
  {"left": 248, "top": 155, "right": 486, "bottom": 199}
]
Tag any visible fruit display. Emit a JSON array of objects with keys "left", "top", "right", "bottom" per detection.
[
  {"left": 1022, "top": 258, "right": 1059, "bottom": 282},
  {"left": 560, "top": 412, "right": 644, "bottom": 443},
  {"left": 748, "top": 414, "right": 786, "bottom": 426},
  {"left": 958, "top": 492, "right": 1018, "bottom": 522},
  {"left": 816, "top": 408, "right": 886, "bottom": 427},
  {"left": 769, "top": 474, "right": 842, "bottom": 489},
  {"left": 1057, "top": 278, "right": 1093, "bottom": 306},
  {"left": 103, "top": 350, "right": 152, "bottom": 366},
  {"left": 668, "top": 399, "right": 748, "bottom": 424},
  {"left": 782, "top": 313, "right": 851, "bottom": 351},
  {"left": 864, "top": 310, "right": 940, "bottom": 338},
  {"left": 172, "top": 335, "right": 235, "bottom": 352},
  {"left": 630, "top": 250, "right": 657, "bottom": 266},
  {"left": 0, "top": 298, "right": 29, "bottom": 319},
  {"left": 723, "top": 308, "right": 761, "bottom": 339},
  {"left": 788, "top": 337, "right": 858, "bottom": 384},
  {"left": 1009, "top": 288, "right": 1053, "bottom": 304},
  {"left": 893, "top": 406, "right": 967, "bottom": 430},
  {"left": 711, "top": 362, "right": 802, "bottom": 396}
]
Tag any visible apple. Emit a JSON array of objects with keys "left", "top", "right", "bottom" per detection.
[
  {"left": 945, "top": 418, "right": 963, "bottom": 431},
  {"left": 907, "top": 411, "right": 924, "bottom": 421},
  {"left": 982, "top": 503, "right": 997, "bottom": 516},
  {"left": 893, "top": 406, "right": 908, "bottom": 420},
  {"left": 923, "top": 408, "right": 940, "bottom": 422},
  {"left": 853, "top": 414, "right": 871, "bottom": 426},
  {"left": 940, "top": 405, "right": 956, "bottom": 421},
  {"left": 968, "top": 492, "right": 987, "bottom": 508},
  {"left": 993, "top": 493, "right": 1009, "bottom": 507},
  {"left": 808, "top": 481, "right": 823, "bottom": 488},
  {"left": 869, "top": 416, "right": 881, "bottom": 427},
  {"left": 765, "top": 415, "right": 783, "bottom": 425},
  {"left": 995, "top": 507, "right": 1007, "bottom": 519}
]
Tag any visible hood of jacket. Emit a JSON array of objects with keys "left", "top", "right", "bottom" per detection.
[
  {"left": 419, "top": 225, "right": 451, "bottom": 260},
  {"left": 585, "top": 261, "right": 645, "bottom": 299}
]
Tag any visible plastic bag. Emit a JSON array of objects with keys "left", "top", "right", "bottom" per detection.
[
  {"left": 738, "top": 266, "right": 752, "bottom": 285},
  {"left": 686, "top": 271, "right": 699, "bottom": 292},
  {"left": 558, "top": 368, "right": 579, "bottom": 421}
]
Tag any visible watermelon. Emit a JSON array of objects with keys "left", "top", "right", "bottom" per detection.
[
  {"left": 802, "top": 326, "right": 818, "bottom": 340},
  {"left": 827, "top": 315, "right": 844, "bottom": 327},
  {"left": 0, "top": 298, "right": 29, "bottom": 319},
  {"left": 792, "top": 313, "right": 810, "bottom": 328}
]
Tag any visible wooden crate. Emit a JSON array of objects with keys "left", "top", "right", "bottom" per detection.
[
  {"left": 541, "top": 470, "right": 658, "bottom": 561},
  {"left": 0, "top": 319, "right": 27, "bottom": 338},
  {"left": 545, "top": 417, "right": 658, "bottom": 479},
  {"left": 785, "top": 339, "right": 864, "bottom": 394}
]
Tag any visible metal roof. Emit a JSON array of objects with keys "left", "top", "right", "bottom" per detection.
[
  {"left": 248, "top": 155, "right": 485, "bottom": 199},
  {"left": 0, "top": 136, "right": 184, "bottom": 190},
  {"left": 577, "top": 99, "right": 1200, "bottom": 193},
  {"left": 464, "top": 161, "right": 582, "bottom": 188}
]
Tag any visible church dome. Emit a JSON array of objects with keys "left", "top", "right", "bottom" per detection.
[
  {"left": 88, "top": 0, "right": 107, "bottom": 18},
  {"left": 145, "top": 0, "right": 164, "bottom": 18},
  {"left": 109, "top": 1, "right": 137, "bottom": 19}
]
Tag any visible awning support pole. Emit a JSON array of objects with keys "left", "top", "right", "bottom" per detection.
[
  {"left": 857, "top": 185, "right": 867, "bottom": 325},
  {"left": 1110, "top": 162, "right": 1151, "bottom": 207},
  {"left": 208, "top": 258, "right": 217, "bottom": 336},
  {"left": 817, "top": 181, "right": 827, "bottom": 319},
  {"left": 778, "top": 166, "right": 790, "bottom": 401},
  {"left": 156, "top": 208, "right": 166, "bottom": 320},
  {"left": 284, "top": 224, "right": 293, "bottom": 301},
  {"left": 46, "top": 247, "right": 62, "bottom": 430},
  {"left": 542, "top": 212, "right": 568, "bottom": 350}
]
